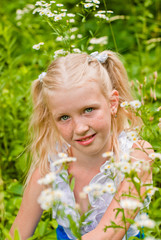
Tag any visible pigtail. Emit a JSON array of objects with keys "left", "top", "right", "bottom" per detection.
[
  {"left": 26, "top": 79, "right": 58, "bottom": 186},
  {"left": 101, "top": 51, "right": 141, "bottom": 165}
]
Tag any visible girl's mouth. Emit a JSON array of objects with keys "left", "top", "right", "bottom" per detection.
[{"left": 76, "top": 134, "right": 96, "bottom": 146}]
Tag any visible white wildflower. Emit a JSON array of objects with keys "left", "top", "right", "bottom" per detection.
[
  {"left": 61, "top": 9, "right": 67, "bottom": 12},
  {"left": 47, "top": 12, "right": 54, "bottom": 17},
  {"left": 38, "top": 188, "right": 54, "bottom": 210},
  {"left": 32, "top": 44, "right": 40, "bottom": 50},
  {"left": 133, "top": 177, "right": 140, "bottom": 183},
  {"left": 107, "top": 10, "right": 114, "bottom": 14},
  {"left": 69, "top": 19, "right": 75, "bottom": 23},
  {"left": 120, "top": 152, "right": 130, "bottom": 161},
  {"left": 83, "top": 185, "right": 93, "bottom": 193},
  {"left": 84, "top": 3, "right": 94, "bottom": 8},
  {"left": 53, "top": 49, "right": 68, "bottom": 58},
  {"left": 120, "top": 101, "right": 128, "bottom": 107},
  {"left": 58, "top": 152, "right": 68, "bottom": 158},
  {"left": 67, "top": 13, "right": 75, "bottom": 17},
  {"left": 77, "top": 34, "right": 83, "bottom": 38},
  {"left": 73, "top": 48, "right": 81, "bottom": 53},
  {"left": 51, "top": 156, "right": 76, "bottom": 167},
  {"left": 35, "top": 1, "right": 44, "bottom": 6},
  {"left": 157, "top": 106, "right": 161, "bottom": 111},
  {"left": 118, "top": 162, "right": 131, "bottom": 173},
  {"left": 127, "top": 131, "right": 138, "bottom": 143},
  {"left": 50, "top": 1, "right": 56, "bottom": 3},
  {"left": 97, "top": 10, "right": 106, "bottom": 13},
  {"left": 102, "top": 182, "right": 116, "bottom": 194},
  {"left": 142, "top": 161, "right": 150, "bottom": 171},
  {"left": 146, "top": 186, "right": 158, "bottom": 197},
  {"left": 39, "top": 8, "right": 49, "bottom": 16},
  {"left": 94, "top": 13, "right": 107, "bottom": 19},
  {"left": 33, "top": 42, "right": 44, "bottom": 50},
  {"left": 54, "top": 15, "right": 62, "bottom": 21},
  {"left": 131, "top": 160, "right": 141, "bottom": 173},
  {"left": 129, "top": 100, "right": 141, "bottom": 109},
  {"left": 103, "top": 164, "right": 114, "bottom": 172},
  {"left": 89, "top": 36, "right": 108, "bottom": 45},
  {"left": 70, "top": 35, "right": 75, "bottom": 40},
  {"left": 120, "top": 199, "right": 143, "bottom": 210},
  {"left": 54, "top": 189, "right": 64, "bottom": 200},
  {"left": 60, "top": 12, "right": 66, "bottom": 17},
  {"left": 56, "top": 36, "right": 63, "bottom": 41},
  {"left": 93, "top": 0, "right": 100, "bottom": 4},
  {"left": 102, "top": 151, "right": 113, "bottom": 158},
  {"left": 37, "top": 172, "right": 56, "bottom": 185},
  {"left": 43, "top": 3, "right": 51, "bottom": 7},
  {"left": 33, "top": 7, "right": 41, "bottom": 14},
  {"left": 70, "top": 27, "right": 78, "bottom": 32},
  {"left": 56, "top": 4, "right": 64, "bottom": 7},
  {"left": 135, "top": 214, "right": 155, "bottom": 229},
  {"left": 88, "top": 45, "right": 94, "bottom": 51}
]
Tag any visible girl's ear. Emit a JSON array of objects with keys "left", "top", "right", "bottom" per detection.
[{"left": 109, "top": 90, "right": 119, "bottom": 115}]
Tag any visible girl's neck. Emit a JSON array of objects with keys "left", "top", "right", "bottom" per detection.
[{"left": 70, "top": 145, "right": 112, "bottom": 171}]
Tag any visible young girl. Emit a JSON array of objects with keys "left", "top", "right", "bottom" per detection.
[{"left": 10, "top": 50, "right": 153, "bottom": 240}]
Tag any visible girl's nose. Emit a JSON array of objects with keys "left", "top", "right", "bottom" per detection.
[{"left": 74, "top": 118, "right": 89, "bottom": 135}]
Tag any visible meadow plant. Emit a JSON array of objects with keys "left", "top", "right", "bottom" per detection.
[{"left": 1, "top": 0, "right": 161, "bottom": 239}]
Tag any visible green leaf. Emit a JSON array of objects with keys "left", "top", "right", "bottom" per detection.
[
  {"left": 50, "top": 219, "right": 58, "bottom": 229},
  {"left": 37, "top": 221, "right": 48, "bottom": 237},
  {"left": 70, "top": 177, "right": 75, "bottom": 191},
  {"left": 7, "top": 182, "right": 23, "bottom": 195},
  {"left": 13, "top": 229, "right": 21, "bottom": 240},
  {"left": 128, "top": 237, "right": 139, "bottom": 240}
]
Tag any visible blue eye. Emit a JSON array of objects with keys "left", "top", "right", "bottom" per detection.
[
  {"left": 60, "top": 115, "right": 70, "bottom": 121},
  {"left": 85, "top": 108, "right": 93, "bottom": 113}
]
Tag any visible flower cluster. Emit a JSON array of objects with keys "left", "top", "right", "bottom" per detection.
[
  {"left": 120, "top": 100, "right": 141, "bottom": 109},
  {"left": 16, "top": 4, "right": 35, "bottom": 21},
  {"left": 134, "top": 213, "right": 155, "bottom": 229},
  {"left": 126, "top": 130, "right": 139, "bottom": 142},
  {"left": 81, "top": 182, "right": 116, "bottom": 199},
  {"left": 38, "top": 172, "right": 56, "bottom": 185},
  {"left": 51, "top": 153, "right": 76, "bottom": 168},
  {"left": 89, "top": 36, "right": 108, "bottom": 45},
  {"left": 149, "top": 152, "right": 161, "bottom": 160},
  {"left": 32, "top": 42, "right": 44, "bottom": 50},
  {"left": 38, "top": 188, "right": 64, "bottom": 210},
  {"left": 33, "top": 1, "right": 75, "bottom": 22},
  {"left": 84, "top": 0, "right": 100, "bottom": 9},
  {"left": 120, "top": 198, "right": 143, "bottom": 210}
]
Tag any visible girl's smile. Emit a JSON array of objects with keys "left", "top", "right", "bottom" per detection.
[
  {"left": 75, "top": 133, "right": 96, "bottom": 145},
  {"left": 49, "top": 81, "right": 116, "bottom": 158}
]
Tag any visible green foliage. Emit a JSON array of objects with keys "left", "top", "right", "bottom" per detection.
[{"left": 1, "top": 0, "right": 161, "bottom": 239}]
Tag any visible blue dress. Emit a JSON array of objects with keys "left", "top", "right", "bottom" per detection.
[{"left": 56, "top": 225, "right": 144, "bottom": 239}]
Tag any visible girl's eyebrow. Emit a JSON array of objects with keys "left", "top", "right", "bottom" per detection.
[{"left": 53, "top": 103, "right": 101, "bottom": 118}]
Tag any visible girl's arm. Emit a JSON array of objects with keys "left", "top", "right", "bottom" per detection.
[
  {"left": 82, "top": 141, "right": 153, "bottom": 240},
  {"left": 10, "top": 168, "right": 44, "bottom": 240}
]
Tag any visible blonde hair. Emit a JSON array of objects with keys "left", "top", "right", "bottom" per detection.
[{"left": 26, "top": 50, "right": 140, "bottom": 185}]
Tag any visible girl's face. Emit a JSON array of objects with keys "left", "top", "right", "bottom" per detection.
[{"left": 49, "top": 81, "right": 118, "bottom": 157}]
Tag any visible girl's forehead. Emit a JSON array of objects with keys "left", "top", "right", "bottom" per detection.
[{"left": 47, "top": 81, "right": 108, "bottom": 111}]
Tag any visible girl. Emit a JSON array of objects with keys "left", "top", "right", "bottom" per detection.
[{"left": 10, "top": 50, "right": 153, "bottom": 240}]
